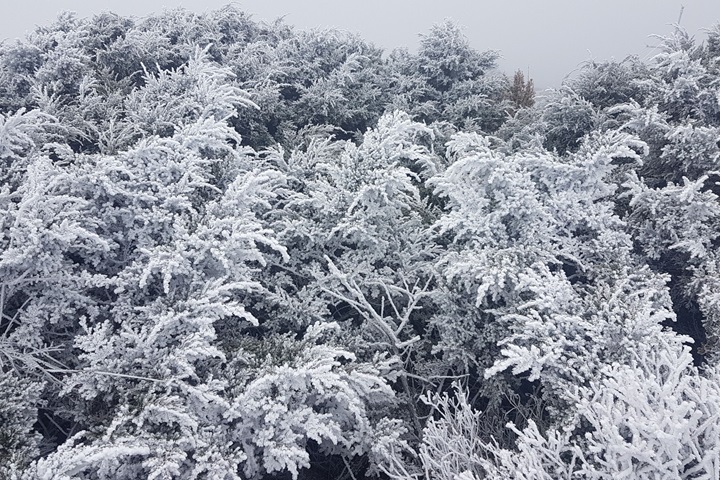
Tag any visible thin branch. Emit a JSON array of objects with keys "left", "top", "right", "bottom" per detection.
[
  {"left": 341, "top": 456, "right": 358, "bottom": 480},
  {"left": 46, "top": 368, "right": 166, "bottom": 383},
  {"left": 3, "top": 296, "right": 33, "bottom": 337},
  {"left": 42, "top": 410, "right": 69, "bottom": 438}
]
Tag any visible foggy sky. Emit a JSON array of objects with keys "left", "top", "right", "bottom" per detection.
[{"left": 2, "top": 1, "right": 719, "bottom": 89}]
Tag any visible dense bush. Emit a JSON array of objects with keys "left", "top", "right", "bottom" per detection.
[{"left": 2, "top": 5, "right": 720, "bottom": 479}]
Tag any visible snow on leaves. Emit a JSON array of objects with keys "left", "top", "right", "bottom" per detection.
[{"left": 3, "top": 7, "right": 720, "bottom": 480}]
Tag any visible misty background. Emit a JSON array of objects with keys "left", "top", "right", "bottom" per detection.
[{"left": 1, "top": 1, "right": 718, "bottom": 89}]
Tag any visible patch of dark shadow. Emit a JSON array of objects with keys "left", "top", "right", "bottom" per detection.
[
  {"left": 264, "top": 117, "right": 281, "bottom": 137},
  {"left": 64, "top": 251, "right": 94, "bottom": 270},
  {"left": 264, "top": 471, "right": 293, "bottom": 480},
  {"left": 502, "top": 375, "right": 549, "bottom": 432},
  {"left": 641, "top": 175, "right": 668, "bottom": 190},
  {"left": 664, "top": 292, "right": 707, "bottom": 366},
  {"left": 329, "top": 300, "right": 361, "bottom": 327},
  {"left": 47, "top": 149, "right": 64, "bottom": 164},
  {"left": 260, "top": 444, "right": 364, "bottom": 480},
  {"left": 408, "top": 297, "right": 434, "bottom": 336},
  {"left": 550, "top": 258, "right": 589, "bottom": 285},
  {"left": 613, "top": 195, "right": 633, "bottom": 219},
  {"left": 571, "top": 223, "right": 599, "bottom": 241},
  {"left": 238, "top": 323, "right": 267, "bottom": 339},
  {"left": 0, "top": 291, "right": 30, "bottom": 336},
  {"left": 701, "top": 172, "right": 720, "bottom": 197},
  {"left": 515, "top": 376, "right": 542, "bottom": 403},
  {"left": 34, "top": 408, "right": 73, "bottom": 451},
  {"left": 279, "top": 85, "right": 301, "bottom": 101},
  {"left": 68, "top": 137, "right": 100, "bottom": 155},
  {"left": 471, "top": 372, "right": 551, "bottom": 449},
  {"left": 563, "top": 261, "right": 590, "bottom": 285},
  {"left": 306, "top": 441, "right": 368, "bottom": 480},
  {"left": 663, "top": 272, "right": 708, "bottom": 366}
]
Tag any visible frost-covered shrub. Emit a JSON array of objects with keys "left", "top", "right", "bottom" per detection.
[
  {"left": 30, "top": 325, "right": 402, "bottom": 480},
  {"left": 387, "top": 338, "right": 720, "bottom": 480},
  {"left": 540, "top": 88, "right": 599, "bottom": 154},
  {"left": 5, "top": 7, "right": 720, "bottom": 480},
  {"left": 228, "top": 331, "right": 402, "bottom": 479},
  {"left": 570, "top": 58, "right": 653, "bottom": 110},
  {"left": 623, "top": 173, "right": 720, "bottom": 262},
  {"left": 0, "top": 373, "right": 43, "bottom": 477},
  {"left": 428, "top": 128, "right": 660, "bottom": 408}
]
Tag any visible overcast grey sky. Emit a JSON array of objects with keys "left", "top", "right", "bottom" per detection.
[{"left": 2, "top": 1, "right": 719, "bottom": 88}]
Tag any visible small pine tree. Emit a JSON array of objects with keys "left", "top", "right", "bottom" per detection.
[{"left": 507, "top": 70, "right": 535, "bottom": 110}]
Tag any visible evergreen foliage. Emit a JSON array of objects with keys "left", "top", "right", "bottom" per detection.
[{"left": 2, "top": 6, "right": 720, "bottom": 479}]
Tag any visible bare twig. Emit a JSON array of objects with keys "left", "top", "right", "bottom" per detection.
[{"left": 320, "top": 256, "right": 433, "bottom": 437}]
